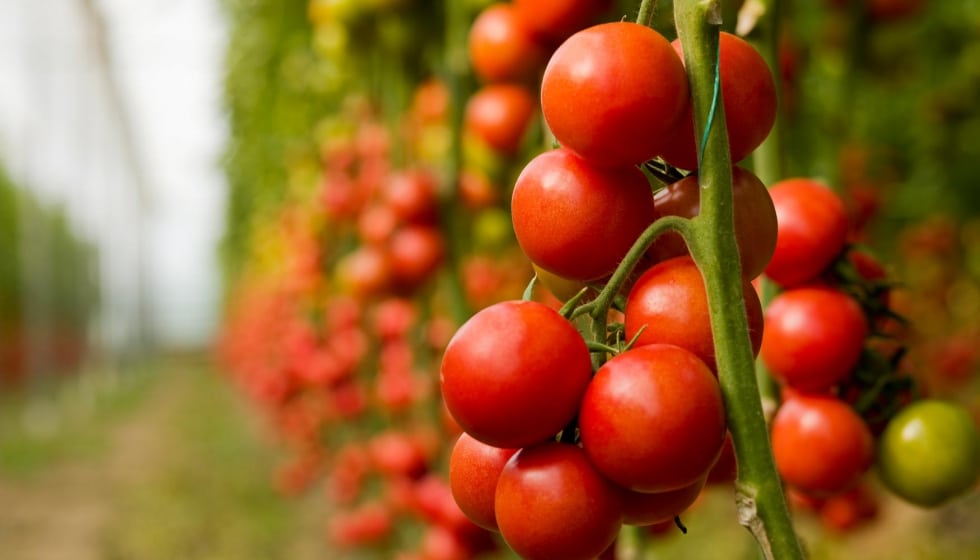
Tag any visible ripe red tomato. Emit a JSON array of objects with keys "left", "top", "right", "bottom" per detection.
[
  {"left": 511, "top": 148, "right": 657, "bottom": 281},
  {"left": 623, "top": 256, "right": 765, "bottom": 371},
  {"left": 495, "top": 443, "right": 622, "bottom": 560},
  {"left": 540, "top": 22, "right": 689, "bottom": 167},
  {"left": 650, "top": 166, "right": 777, "bottom": 280},
  {"left": 512, "top": 0, "right": 613, "bottom": 45},
  {"left": 468, "top": 3, "right": 549, "bottom": 84},
  {"left": 620, "top": 477, "right": 706, "bottom": 526},
  {"left": 765, "top": 178, "right": 849, "bottom": 287},
  {"left": 382, "top": 169, "right": 439, "bottom": 226},
  {"left": 771, "top": 393, "right": 874, "bottom": 496},
  {"left": 464, "top": 84, "right": 537, "bottom": 156},
  {"left": 760, "top": 285, "right": 868, "bottom": 392},
  {"left": 659, "top": 32, "right": 778, "bottom": 170},
  {"left": 578, "top": 344, "right": 727, "bottom": 492},
  {"left": 818, "top": 482, "right": 879, "bottom": 533},
  {"left": 440, "top": 300, "right": 592, "bottom": 448},
  {"left": 448, "top": 433, "right": 518, "bottom": 531},
  {"left": 335, "top": 246, "right": 390, "bottom": 299},
  {"left": 387, "top": 225, "right": 445, "bottom": 289}
]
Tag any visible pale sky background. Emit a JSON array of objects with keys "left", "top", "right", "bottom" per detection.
[{"left": 0, "top": 0, "right": 228, "bottom": 348}]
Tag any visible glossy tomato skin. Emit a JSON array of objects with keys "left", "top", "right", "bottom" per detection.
[
  {"left": 511, "top": 148, "right": 657, "bottom": 281},
  {"left": 765, "top": 178, "right": 849, "bottom": 287},
  {"left": 877, "top": 399, "right": 980, "bottom": 507},
  {"left": 439, "top": 300, "right": 592, "bottom": 448},
  {"left": 660, "top": 32, "right": 778, "bottom": 170},
  {"left": 512, "top": 0, "right": 613, "bottom": 46},
  {"left": 464, "top": 84, "right": 537, "bottom": 156},
  {"left": 541, "top": 22, "right": 688, "bottom": 167},
  {"left": 771, "top": 393, "right": 875, "bottom": 497},
  {"left": 579, "top": 344, "right": 727, "bottom": 492},
  {"left": 651, "top": 166, "right": 777, "bottom": 280},
  {"left": 620, "top": 477, "right": 706, "bottom": 526},
  {"left": 760, "top": 285, "right": 868, "bottom": 392},
  {"left": 468, "top": 3, "right": 549, "bottom": 85},
  {"left": 448, "top": 433, "right": 518, "bottom": 531},
  {"left": 623, "top": 256, "right": 764, "bottom": 371},
  {"left": 495, "top": 443, "right": 623, "bottom": 560}
]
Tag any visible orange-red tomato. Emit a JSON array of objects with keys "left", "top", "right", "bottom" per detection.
[
  {"left": 468, "top": 3, "right": 549, "bottom": 84},
  {"left": 771, "top": 393, "right": 875, "bottom": 497},
  {"left": 541, "top": 22, "right": 689, "bottom": 167},
  {"left": 659, "top": 32, "right": 778, "bottom": 170}
]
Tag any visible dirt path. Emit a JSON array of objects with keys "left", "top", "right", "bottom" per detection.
[{"left": 0, "top": 358, "right": 327, "bottom": 560}]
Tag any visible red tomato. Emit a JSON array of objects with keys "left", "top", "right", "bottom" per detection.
[
  {"left": 495, "top": 443, "right": 622, "bottom": 560},
  {"left": 388, "top": 225, "right": 445, "bottom": 289},
  {"left": 659, "top": 32, "right": 778, "bottom": 170},
  {"left": 540, "top": 22, "right": 689, "bottom": 167},
  {"left": 464, "top": 84, "right": 537, "bottom": 156},
  {"left": 579, "top": 344, "right": 727, "bottom": 492},
  {"left": 382, "top": 169, "right": 439, "bottom": 226},
  {"left": 468, "top": 3, "right": 549, "bottom": 84},
  {"left": 511, "top": 148, "right": 656, "bottom": 281},
  {"left": 706, "top": 432, "right": 738, "bottom": 485},
  {"left": 771, "top": 393, "right": 875, "bottom": 496},
  {"left": 335, "top": 246, "right": 390, "bottom": 299},
  {"left": 439, "top": 300, "right": 592, "bottom": 448},
  {"left": 448, "top": 433, "right": 518, "bottom": 531},
  {"left": 765, "top": 178, "right": 849, "bottom": 287},
  {"left": 623, "top": 256, "right": 765, "bottom": 371},
  {"left": 620, "top": 477, "right": 706, "bottom": 526},
  {"left": 760, "top": 285, "right": 868, "bottom": 392},
  {"left": 512, "top": 0, "right": 613, "bottom": 45},
  {"left": 357, "top": 204, "right": 398, "bottom": 246},
  {"left": 818, "top": 482, "right": 879, "bottom": 532},
  {"left": 650, "top": 166, "right": 778, "bottom": 280}
]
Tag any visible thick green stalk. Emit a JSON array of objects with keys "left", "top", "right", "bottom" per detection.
[{"left": 672, "top": 2, "right": 804, "bottom": 559}]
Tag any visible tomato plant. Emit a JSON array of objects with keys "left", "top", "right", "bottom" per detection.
[
  {"left": 877, "top": 399, "right": 980, "bottom": 507},
  {"left": 578, "top": 343, "right": 727, "bottom": 493},
  {"left": 540, "top": 21, "right": 689, "bottom": 167},
  {"left": 511, "top": 148, "right": 657, "bottom": 281},
  {"left": 439, "top": 300, "right": 592, "bottom": 448}
]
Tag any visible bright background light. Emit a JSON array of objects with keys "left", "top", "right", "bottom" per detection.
[{"left": 0, "top": 0, "right": 228, "bottom": 348}]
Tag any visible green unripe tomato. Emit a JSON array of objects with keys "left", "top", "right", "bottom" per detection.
[{"left": 877, "top": 399, "right": 980, "bottom": 507}]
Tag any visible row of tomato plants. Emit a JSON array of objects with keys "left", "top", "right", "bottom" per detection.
[{"left": 217, "top": 1, "right": 979, "bottom": 558}]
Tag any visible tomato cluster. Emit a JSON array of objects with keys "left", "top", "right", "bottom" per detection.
[
  {"left": 441, "top": 300, "right": 729, "bottom": 559},
  {"left": 441, "top": 14, "right": 786, "bottom": 558},
  {"left": 760, "top": 178, "right": 980, "bottom": 522}
]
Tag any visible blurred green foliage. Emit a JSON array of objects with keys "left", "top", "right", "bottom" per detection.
[{"left": 0, "top": 163, "right": 98, "bottom": 332}]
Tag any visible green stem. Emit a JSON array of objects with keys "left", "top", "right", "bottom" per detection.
[
  {"left": 439, "top": 0, "right": 472, "bottom": 326},
  {"left": 673, "top": 2, "right": 803, "bottom": 559},
  {"left": 636, "top": 0, "right": 659, "bottom": 26},
  {"left": 587, "top": 215, "right": 691, "bottom": 371}
]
